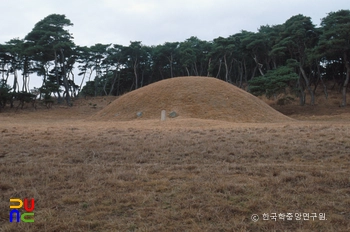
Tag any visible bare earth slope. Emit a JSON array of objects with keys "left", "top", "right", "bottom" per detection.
[{"left": 91, "top": 76, "right": 292, "bottom": 123}]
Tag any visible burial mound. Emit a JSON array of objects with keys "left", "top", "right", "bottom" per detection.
[{"left": 90, "top": 76, "right": 292, "bottom": 123}]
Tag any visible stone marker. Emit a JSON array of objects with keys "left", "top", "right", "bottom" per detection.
[
  {"left": 161, "top": 110, "right": 166, "bottom": 121},
  {"left": 169, "top": 111, "right": 178, "bottom": 118},
  {"left": 136, "top": 112, "right": 143, "bottom": 117}
]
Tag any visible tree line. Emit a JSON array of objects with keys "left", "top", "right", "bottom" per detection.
[{"left": 0, "top": 10, "right": 349, "bottom": 109}]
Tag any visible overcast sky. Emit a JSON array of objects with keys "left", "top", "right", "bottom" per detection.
[{"left": 1, "top": 0, "right": 348, "bottom": 47}]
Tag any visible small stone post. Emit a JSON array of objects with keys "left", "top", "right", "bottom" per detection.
[{"left": 161, "top": 110, "right": 166, "bottom": 121}]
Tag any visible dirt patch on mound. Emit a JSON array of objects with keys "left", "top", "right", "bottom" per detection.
[{"left": 90, "top": 76, "right": 293, "bottom": 123}]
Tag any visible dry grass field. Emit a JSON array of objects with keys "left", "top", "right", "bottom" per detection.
[{"left": 1, "top": 78, "right": 350, "bottom": 231}]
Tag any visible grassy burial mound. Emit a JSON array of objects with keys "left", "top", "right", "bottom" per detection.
[{"left": 91, "top": 76, "right": 293, "bottom": 123}]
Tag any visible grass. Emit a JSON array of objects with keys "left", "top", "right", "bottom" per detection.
[{"left": 0, "top": 97, "right": 349, "bottom": 231}]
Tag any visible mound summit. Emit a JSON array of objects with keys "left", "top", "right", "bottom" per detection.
[{"left": 91, "top": 76, "right": 292, "bottom": 123}]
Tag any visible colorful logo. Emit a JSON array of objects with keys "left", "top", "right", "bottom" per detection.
[{"left": 9, "top": 198, "right": 35, "bottom": 223}]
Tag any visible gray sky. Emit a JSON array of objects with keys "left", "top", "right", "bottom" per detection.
[{"left": 1, "top": 0, "right": 348, "bottom": 46}]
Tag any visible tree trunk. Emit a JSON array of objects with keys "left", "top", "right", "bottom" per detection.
[
  {"left": 133, "top": 58, "right": 138, "bottom": 89},
  {"left": 141, "top": 70, "right": 144, "bottom": 88},
  {"left": 316, "top": 61, "right": 328, "bottom": 99},
  {"left": 224, "top": 55, "right": 229, "bottom": 82},
  {"left": 79, "top": 71, "right": 87, "bottom": 95},
  {"left": 102, "top": 67, "right": 109, "bottom": 96},
  {"left": 257, "top": 64, "right": 264, "bottom": 76},
  {"left": 272, "top": 59, "right": 277, "bottom": 69},
  {"left": 299, "top": 65, "right": 314, "bottom": 105},
  {"left": 251, "top": 66, "right": 257, "bottom": 80},
  {"left": 341, "top": 52, "right": 350, "bottom": 107},
  {"left": 88, "top": 67, "right": 93, "bottom": 82},
  {"left": 22, "top": 70, "right": 27, "bottom": 92},
  {"left": 1, "top": 63, "right": 5, "bottom": 80},
  {"left": 109, "top": 70, "right": 118, "bottom": 95},
  {"left": 23, "top": 74, "right": 29, "bottom": 92},
  {"left": 117, "top": 71, "right": 121, "bottom": 96},
  {"left": 60, "top": 49, "right": 71, "bottom": 105},
  {"left": 207, "top": 58, "right": 211, "bottom": 77},
  {"left": 166, "top": 54, "right": 173, "bottom": 78},
  {"left": 70, "top": 70, "right": 77, "bottom": 97},
  {"left": 253, "top": 55, "right": 264, "bottom": 76},
  {"left": 194, "top": 62, "right": 199, "bottom": 76},
  {"left": 54, "top": 50, "right": 62, "bottom": 103},
  {"left": 103, "top": 77, "right": 108, "bottom": 96},
  {"left": 12, "top": 70, "right": 18, "bottom": 92},
  {"left": 158, "top": 67, "right": 164, "bottom": 80},
  {"left": 170, "top": 54, "right": 174, "bottom": 78},
  {"left": 216, "top": 59, "right": 222, "bottom": 78},
  {"left": 129, "top": 82, "right": 135, "bottom": 92},
  {"left": 5, "top": 66, "right": 10, "bottom": 83},
  {"left": 298, "top": 77, "right": 306, "bottom": 106},
  {"left": 185, "top": 67, "right": 190, "bottom": 76},
  {"left": 243, "top": 58, "right": 248, "bottom": 84},
  {"left": 24, "top": 57, "right": 30, "bottom": 92},
  {"left": 239, "top": 61, "right": 243, "bottom": 88}
]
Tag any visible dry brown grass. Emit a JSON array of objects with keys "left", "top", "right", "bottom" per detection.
[{"left": 0, "top": 93, "right": 350, "bottom": 231}]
